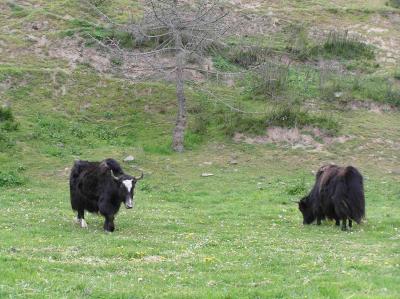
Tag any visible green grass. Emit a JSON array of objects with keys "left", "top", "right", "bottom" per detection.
[
  {"left": 1, "top": 0, "right": 400, "bottom": 298},
  {"left": 1, "top": 64, "right": 399, "bottom": 297},
  {"left": 1, "top": 137, "right": 400, "bottom": 298}
]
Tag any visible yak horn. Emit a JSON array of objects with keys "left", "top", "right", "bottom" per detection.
[
  {"left": 291, "top": 199, "right": 300, "bottom": 204},
  {"left": 134, "top": 172, "right": 144, "bottom": 181},
  {"left": 110, "top": 170, "right": 120, "bottom": 181}
]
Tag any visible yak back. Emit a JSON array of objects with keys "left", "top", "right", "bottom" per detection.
[
  {"left": 313, "top": 164, "right": 365, "bottom": 223},
  {"left": 70, "top": 158, "right": 124, "bottom": 200},
  {"left": 305, "top": 165, "right": 340, "bottom": 214}
]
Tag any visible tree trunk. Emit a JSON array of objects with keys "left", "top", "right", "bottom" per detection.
[{"left": 172, "top": 31, "right": 186, "bottom": 152}]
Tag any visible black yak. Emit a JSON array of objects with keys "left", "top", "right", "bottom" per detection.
[
  {"left": 69, "top": 158, "right": 143, "bottom": 232},
  {"left": 298, "top": 164, "right": 365, "bottom": 231}
]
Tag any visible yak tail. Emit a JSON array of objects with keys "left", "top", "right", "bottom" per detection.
[
  {"left": 70, "top": 160, "right": 89, "bottom": 189},
  {"left": 344, "top": 166, "right": 365, "bottom": 223}
]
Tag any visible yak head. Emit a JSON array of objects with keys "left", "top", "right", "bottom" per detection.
[
  {"left": 298, "top": 195, "right": 316, "bottom": 225},
  {"left": 110, "top": 170, "right": 143, "bottom": 209}
]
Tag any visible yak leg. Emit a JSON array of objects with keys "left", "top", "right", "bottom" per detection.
[
  {"left": 76, "top": 210, "right": 87, "bottom": 228},
  {"left": 104, "top": 215, "right": 115, "bottom": 232},
  {"left": 317, "top": 216, "right": 322, "bottom": 225},
  {"left": 341, "top": 218, "right": 347, "bottom": 231},
  {"left": 335, "top": 219, "right": 340, "bottom": 226},
  {"left": 348, "top": 219, "right": 352, "bottom": 228}
]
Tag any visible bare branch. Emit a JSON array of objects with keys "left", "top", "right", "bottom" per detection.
[
  {"left": 85, "top": 0, "right": 238, "bottom": 151},
  {"left": 190, "top": 83, "right": 266, "bottom": 115}
]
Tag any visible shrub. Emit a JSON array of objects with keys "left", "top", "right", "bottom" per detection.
[
  {"left": 184, "top": 131, "right": 203, "bottom": 150},
  {"left": 317, "top": 71, "right": 400, "bottom": 107},
  {"left": 314, "top": 30, "right": 374, "bottom": 60},
  {"left": 0, "top": 107, "right": 18, "bottom": 131},
  {"left": 387, "top": 0, "right": 400, "bottom": 8},
  {"left": 0, "top": 107, "right": 18, "bottom": 151},
  {"left": 227, "top": 45, "right": 270, "bottom": 67},
  {"left": 0, "top": 170, "right": 24, "bottom": 188},
  {"left": 189, "top": 103, "right": 210, "bottom": 135},
  {"left": 69, "top": 19, "right": 135, "bottom": 49},
  {"left": 250, "top": 62, "right": 290, "bottom": 99},
  {"left": 8, "top": 2, "right": 29, "bottom": 18},
  {"left": 214, "top": 104, "right": 339, "bottom": 137},
  {"left": 0, "top": 107, "right": 13, "bottom": 122},
  {"left": 383, "top": 87, "right": 400, "bottom": 107},
  {"left": 266, "top": 104, "right": 339, "bottom": 135},
  {"left": 217, "top": 110, "right": 267, "bottom": 137},
  {"left": 394, "top": 69, "right": 400, "bottom": 80},
  {"left": 286, "top": 177, "right": 307, "bottom": 195},
  {"left": 212, "top": 55, "right": 237, "bottom": 72},
  {"left": 285, "top": 24, "right": 312, "bottom": 61},
  {"left": 0, "top": 134, "right": 16, "bottom": 151}
]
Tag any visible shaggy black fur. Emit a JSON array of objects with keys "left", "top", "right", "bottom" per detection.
[
  {"left": 298, "top": 164, "right": 365, "bottom": 231},
  {"left": 69, "top": 158, "right": 141, "bottom": 232}
]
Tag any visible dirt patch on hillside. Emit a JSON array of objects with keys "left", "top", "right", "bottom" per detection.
[
  {"left": 234, "top": 126, "right": 351, "bottom": 151},
  {"left": 47, "top": 37, "right": 111, "bottom": 72},
  {"left": 45, "top": 37, "right": 216, "bottom": 81}
]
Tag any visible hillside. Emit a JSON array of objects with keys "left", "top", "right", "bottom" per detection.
[{"left": 1, "top": 1, "right": 400, "bottom": 298}]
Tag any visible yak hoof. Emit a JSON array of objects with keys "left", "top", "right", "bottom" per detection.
[{"left": 80, "top": 219, "right": 88, "bottom": 228}]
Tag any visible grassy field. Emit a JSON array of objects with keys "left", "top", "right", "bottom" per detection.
[{"left": 1, "top": 0, "right": 400, "bottom": 298}]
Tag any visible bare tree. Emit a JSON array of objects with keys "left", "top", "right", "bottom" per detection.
[{"left": 86, "top": 0, "right": 230, "bottom": 152}]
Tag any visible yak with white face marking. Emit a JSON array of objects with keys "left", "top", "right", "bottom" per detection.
[{"left": 69, "top": 158, "right": 143, "bottom": 232}]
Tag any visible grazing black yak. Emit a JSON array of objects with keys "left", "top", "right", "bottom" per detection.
[
  {"left": 69, "top": 158, "right": 143, "bottom": 232},
  {"left": 298, "top": 164, "right": 365, "bottom": 231}
]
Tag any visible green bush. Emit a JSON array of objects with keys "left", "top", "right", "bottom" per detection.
[
  {"left": 214, "top": 104, "right": 339, "bottom": 137},
  {"left": 7, "top": 2, "right": 29, "bottom": 18},
  {"left": 69, "top": 19, "right": 135, "bottom": 49},
  {"left": 286, "top": 178, "right": 307, "bottom": 195},
  {"left": 217, "top": 110, "right": 267, "bottom": 137},
  {"left": 184, "top": 131, "right": 204, "bottom": 150},
  {"left": 227, "top": 45, "right": 270, "bottom": 67},
  {"left": 317, "top": 72, "right": 400, "bottom": 107},
  {"left": 387, "top": 0, "right": 400, "bottom": 8},
  {"left": 0, "top": 134, "right": 16, "bottom": 151},
  {"left": 250, "top": 62, "right": 290, "bottom": 99},
  {"left": 212, "top": 55, "right": 237, "bottom": 72},
  {"left": 0, "top": 170, "right": 24, "bottom": 188},
  {"left": 0, "top": 107, "right": 14, "bottom": 122},
  {"left": 313, "top": 30, "right": 374, "bottom": 60},
  {"left": 0, "top": 107, "right": 18, "bottom": 151},
  {"left": 266, "top": 105, "right": 339, "bottom": 135},
  {"left": 285, "top": 24, "right": 312, "bottom": 61},
  {"left": 0, "top": 107, "right": 19, "bottom": 131},
  {"left": 394, "top": 69, "right": 400, "bottom": 80}
]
